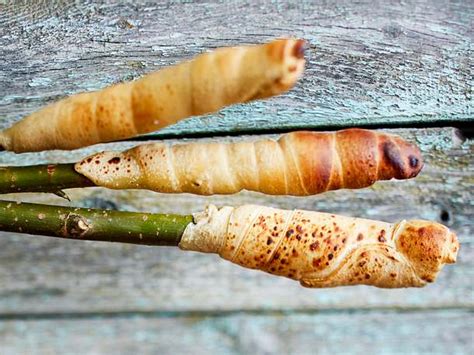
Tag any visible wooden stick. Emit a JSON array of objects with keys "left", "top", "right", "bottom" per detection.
[
  {"left": 0, "top": 200, "right": 192, "bottom": 246},
  {"left": 0, "top": 164, "right": 94, "bottom": 194}
]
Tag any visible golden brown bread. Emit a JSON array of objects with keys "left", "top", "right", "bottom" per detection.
[
  {"left": 179, "top": 205, "right": 459, "bottom": 288},
  {"left": 75, "top": 129, "right": 423, "bottom": 195},
  {"left": 0, "top": 38, "right": 305, "bottom": 153}
]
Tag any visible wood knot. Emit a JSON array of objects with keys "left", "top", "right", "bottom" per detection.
[
  {"left": 46, "top": 165, "right": 56, "bottom": 176},
  {"left": 64, "top": 213, "right": 90, "bottom": 238}
]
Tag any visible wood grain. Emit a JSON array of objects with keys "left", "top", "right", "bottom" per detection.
[
  {"left": 0, "top": 310, "right": 471, "bottom": 355},
  {"left": 0, "top": 1, "right": 472, "bottom": 351},
  {"left": 0, "top": 128, "right": 471, "bottom": 314},
  {"left": 0, "top": 0, "right": 472, "bottom": 139}
]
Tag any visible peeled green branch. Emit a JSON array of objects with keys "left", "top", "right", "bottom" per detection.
[
  {"left": 0, "top": 164, "right": 95, "bottom": 194},
  {"left": 0, "top": 200, "right": 193, "bottom": 246}
]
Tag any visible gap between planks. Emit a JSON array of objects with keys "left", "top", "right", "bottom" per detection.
[
  {"left": 0, "top": 305, "right": 472, "bottom": 321},
  {"left": 106, "top": 120, "right": 474, "bottom": 145}
]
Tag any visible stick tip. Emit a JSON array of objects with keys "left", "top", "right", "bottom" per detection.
[
  {"left": 292, "top": 39, "right": 307, "bottom": 59},
  {"left": 53, "top": 190, "right": 71, "bottom": 201}
]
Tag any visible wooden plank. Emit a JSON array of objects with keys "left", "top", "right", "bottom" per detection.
[
  {"left": 0, "top": 128, "right": 472, "bottom": 314},
  {"left": 0, "top": 1, "right": 472, "bottom": 138},
  {"left": 0, "top": 310, "right": 472, "bottom": 354}
]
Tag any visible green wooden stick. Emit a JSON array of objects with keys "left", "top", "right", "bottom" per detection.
[
  {"left": 0, "top": 164, "right": 95, "bottom": 194},
  {"left": 0, "top": 200, "right": 193, "bottom": 246}
]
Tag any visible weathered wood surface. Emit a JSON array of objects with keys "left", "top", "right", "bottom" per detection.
[
  {"left": 0, "top": 0, "right": 472, "bottom": 139},
  {"left": 0, "top": 310, "right": 471, "bottom": 355},
  {"left": 0, "top": 128, "right": 472, "bottom": 314},
  {"left": 0, "top": 1, "right": 473, "bottom": 354}
]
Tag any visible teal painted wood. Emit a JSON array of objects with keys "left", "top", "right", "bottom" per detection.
[
  {"left": 0, "top": 310, "right": 471, "bottom": 355},
  {"left": 0, "top": 0, "right": 472, "bottom": 139},
  {"left": 0, "top": 1, "right": 473, "bottom": 352},
  {"left": 0, "top": 128, "right": 471, "bottom": 314}
]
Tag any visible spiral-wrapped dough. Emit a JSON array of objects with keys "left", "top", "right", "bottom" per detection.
[
  {"left": 0, "top": 38, "right": 305, "bottom": 152},
  {"left": 75, "top": 129, "right": 423, "bottom": 196},
  {"left": 179, "top": 205, "right": 459, "bottom": 288}
]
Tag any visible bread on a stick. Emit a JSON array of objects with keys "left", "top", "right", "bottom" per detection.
[
  {"left": 75, "top": 129, "right": 423, "bottom": 196},
  {"left": 0, "top": 39, "right": 305, "bottom": 153},
  {"left": 179, "top": 205, "right": 459, "bottom": 288}
]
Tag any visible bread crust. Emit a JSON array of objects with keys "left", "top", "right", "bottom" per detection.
[
  {"left": 75, "top": 129, "right": 423, "bottom": 195},
  {"left": 1, "top": 39, "right": 305, "bottom": 152},
  {"left": 179, "top": 205, "right": 459, "bottom": 288}
]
